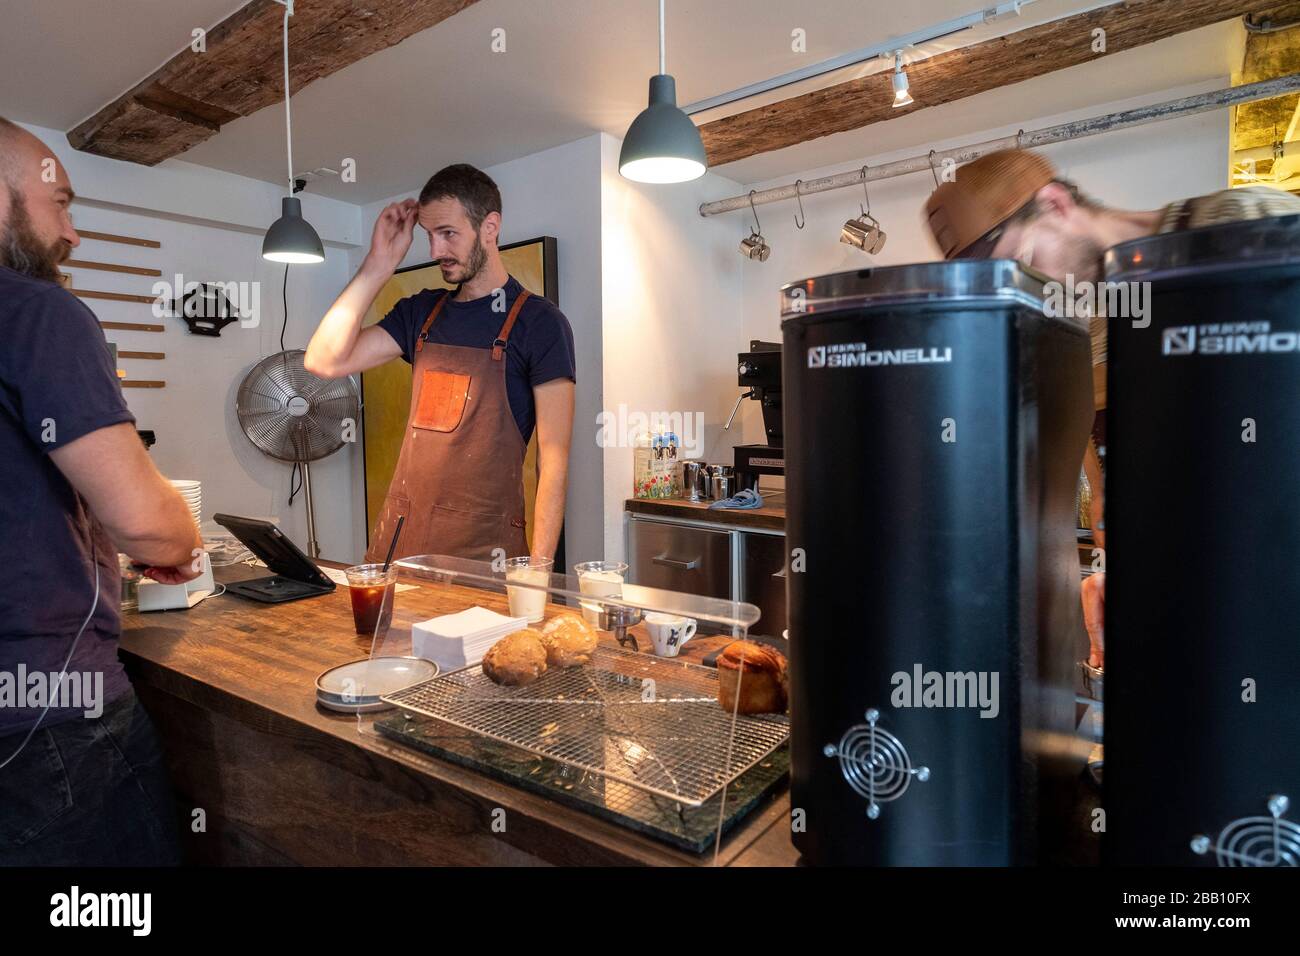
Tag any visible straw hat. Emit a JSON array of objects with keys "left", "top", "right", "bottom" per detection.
[{"left": 923, "top": 149, "right": 1057, "bottom": 259}]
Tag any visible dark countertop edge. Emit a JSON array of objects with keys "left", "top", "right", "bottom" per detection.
[{"left": 625, "top": 497, "right": 786, "bottom": 531}]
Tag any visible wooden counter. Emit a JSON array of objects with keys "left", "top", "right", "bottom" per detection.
[
  {"left": 118, "top": 561, "right": 797, "bottom": 867},
  {"left": 625, "top": 492, "right": 786, "bottom": 532}
]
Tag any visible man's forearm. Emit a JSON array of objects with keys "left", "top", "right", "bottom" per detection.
[
  {"left": 530, "top": 462, "right": 568, "bottom": 561},
  {"left": 304, "top": 258, "right": 390, "bottom": 375}
]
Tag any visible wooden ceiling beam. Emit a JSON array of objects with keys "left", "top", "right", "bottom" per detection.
[
  {"left": 699, "top": 0, "right": 1300, "bottom": 168},
  {"left": 1234, "top": 14, "right": 1300, "bottom": 153},
  {"left": 68, "top": 0, "right": 482, "bottom": 166}
]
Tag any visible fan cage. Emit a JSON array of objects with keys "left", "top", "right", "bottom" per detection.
[{"left": 236, "top": 349, "right": 360, "bottom": 463}]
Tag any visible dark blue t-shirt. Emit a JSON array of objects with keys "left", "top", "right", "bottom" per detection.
[
  {"left": 377, "top": 276, "right": 575, "bottom": 444},
  {"left": 0, "top": 266, "right": 134, "bottom": 736}
]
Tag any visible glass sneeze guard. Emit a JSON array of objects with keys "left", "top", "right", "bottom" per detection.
[{"left": 344, "top": 554, "right": 785, "bottom": 856}]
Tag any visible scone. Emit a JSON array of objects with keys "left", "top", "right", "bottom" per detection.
[
  {"left": 716, "top": 641, "right": 788, "bottom": 714},
  {"left": 538, "top": 614, "right": 599, "bottom": 668},
  {"left": 482, "top": 629, "right": 548, "bottom": 686}
]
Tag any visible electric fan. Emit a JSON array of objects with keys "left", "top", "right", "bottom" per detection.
[{"left": 236, "top": 349, "right": 360, "bottom": 558}]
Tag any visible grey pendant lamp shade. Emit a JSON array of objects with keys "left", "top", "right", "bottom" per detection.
[
  {"left": 264, "top": 196, "right": 324, "bottom": 263},
  {"left": 262, "top": 1, "right": 324, "bottom": 264},
  {"left": 619, "top": 74, "right": 707, "bottom": 183},
  {"left": 618, "top": 1, "right": 706, "bottom": 183}
]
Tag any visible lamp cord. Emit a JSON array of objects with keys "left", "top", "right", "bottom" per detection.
[
  {"left": 658, "top": 0, "right": 665, "bottom": 75},
  {"left": 282, "top": 2, "right": 294, "bottom": 196},
  {"left": 280, "top": 262, "right": 290, "bottom": 353}
]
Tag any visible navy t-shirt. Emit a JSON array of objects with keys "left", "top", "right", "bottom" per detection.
[
  {"left": 0, "top": 266, "right": 134, "bottom": 736},
  {"left": 377, "top": 276, "right": 575, "bottom": 444}
]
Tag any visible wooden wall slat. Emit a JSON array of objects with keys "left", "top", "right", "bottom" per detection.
[
  {"left": 101, "top": 321, "right": 164, "bottom": 333},
  {"left": 65, "top": 259, "right": 163, "bottom": 277},
  {"left": 73, "top": 288, "right": 157, "bottom": 305},
  {"left": 77, "top": 230, "right": 161, "bottom": 248}
]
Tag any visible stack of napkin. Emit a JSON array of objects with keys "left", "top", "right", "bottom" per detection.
[{"left": 412, "top": 606, "right": 530, "bottom": 671}]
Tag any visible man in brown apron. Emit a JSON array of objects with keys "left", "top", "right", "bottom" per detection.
[{"left": 305, "top": 164, "right": 575, "bottom": 563}]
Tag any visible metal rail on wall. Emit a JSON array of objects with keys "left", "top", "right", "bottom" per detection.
[{"left": 698, "top": 74, "right": 1300, "bottom": 217}]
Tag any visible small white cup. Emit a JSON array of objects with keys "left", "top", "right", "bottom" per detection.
[{"left": 644, "top": 613, "right": 697, "bottom": 657}]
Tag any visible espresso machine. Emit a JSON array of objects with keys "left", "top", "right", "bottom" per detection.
[
  {"left": 726, "top": 341, "right": 784, "bottom": 491},
  {"left": 1103, "top": 216, "right": 1300, "bottom": 866},
  {"left": 783, "top": 261, "right": 1093, "bottom": 865}
]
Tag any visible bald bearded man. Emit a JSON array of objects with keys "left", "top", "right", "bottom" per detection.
[{"left": 0, "top": 118, "right": 201, "bottom": 865}]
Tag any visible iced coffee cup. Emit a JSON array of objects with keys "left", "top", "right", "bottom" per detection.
[{"left": 345, "top": 563, "right": 398, "bottom": 639}]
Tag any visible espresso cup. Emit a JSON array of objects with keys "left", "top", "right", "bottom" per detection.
[{"left": 644, "top": 613, "right": 697, "bottom": 657}]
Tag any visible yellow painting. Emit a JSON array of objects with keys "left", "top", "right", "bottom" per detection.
[{"left": 361, "top": 239, "right": 557, "bottom": 552}]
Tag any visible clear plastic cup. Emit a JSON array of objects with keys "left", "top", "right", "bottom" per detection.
[
  {"left": 345, "top": 563, "right": 398, "bottom": 638},
  {"left": 504, "top": 556, "right": 553, "bottom": 623},
  {"left": 574, "top": 560, "right": 627, "bottom": 626}
]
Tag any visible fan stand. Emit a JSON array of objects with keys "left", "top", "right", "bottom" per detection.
[
  {"left": 286, "top": 393, "right": 321, "bottom": 559},
  {"left": 302, "top": 459, "right": 320, "bottom": 559}
]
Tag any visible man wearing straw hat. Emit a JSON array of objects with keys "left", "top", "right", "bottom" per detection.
[{"left": 923, "top": 148, "right": 1300, "bottom": 671}]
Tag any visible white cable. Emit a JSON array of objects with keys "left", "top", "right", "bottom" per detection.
[
  {"left": 0, "top": 545, "right": 100, "bottom": 771},
  {"left": 658, "top": 0, "right": 665, "bottom": 75},
  {"left": 282, "top": 3, "right": 294, "bottom": 195}
]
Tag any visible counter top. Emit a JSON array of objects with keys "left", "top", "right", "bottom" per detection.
[
  {"left": 626, "top": 492, "right": 786, "bottom": 531},
  {"left": 119, "top": 561, "right": 796, "bottom": 867}
]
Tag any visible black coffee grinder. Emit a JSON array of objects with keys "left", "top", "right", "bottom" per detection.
[
  {"left": 783, "top": 262, "right": 1093, "bottom": 866},
  {"left": 728, "top": 341, "right": 784, "bottom": 491}
]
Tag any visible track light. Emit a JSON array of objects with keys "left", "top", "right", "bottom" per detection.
[{"left": 892, "top": 51, "right": 913, "bottom": 108}]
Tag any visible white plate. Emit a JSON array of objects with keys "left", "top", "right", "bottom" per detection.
[
  {"left": 315, "top": 656, "right": 438, "bottom": 710},
  {"left": 316, "top": 695, "right": 395, "bottom": 714}
]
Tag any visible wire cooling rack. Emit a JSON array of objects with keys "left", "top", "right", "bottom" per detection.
[{"left": 381, "top": 644, "right": 788, "bottom": 806}]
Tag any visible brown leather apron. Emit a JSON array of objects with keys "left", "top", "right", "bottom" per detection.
[{"left": 365, "top": 287, "right": 532, "bottom": 563}]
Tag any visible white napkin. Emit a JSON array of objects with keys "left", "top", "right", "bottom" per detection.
[{"left": 412, "top": 606, "right": 530, "bottom": 670}]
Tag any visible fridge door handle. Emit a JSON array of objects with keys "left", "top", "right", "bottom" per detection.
[{"left": 652, "top": 553, "right": 700, "bottom": 571}]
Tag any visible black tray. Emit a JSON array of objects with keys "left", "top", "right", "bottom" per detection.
[{"left": 374, "top": 711, "right": 789, "bottom": 854}]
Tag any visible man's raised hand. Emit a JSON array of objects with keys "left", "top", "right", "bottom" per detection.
[{"left": 367, "top": 198, "right": 418, "bottom": 273}]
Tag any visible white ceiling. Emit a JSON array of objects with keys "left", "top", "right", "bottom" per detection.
[{"left": 0, "top": 0, "right": 1244, "bottom": 202}]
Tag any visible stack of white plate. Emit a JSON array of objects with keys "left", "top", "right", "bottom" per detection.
[
  {"left": 169, "top": 479, "right": 202, "bottom": 528},
  {"left": 411, "top": 606, "right": 531, "bottom": 671}
]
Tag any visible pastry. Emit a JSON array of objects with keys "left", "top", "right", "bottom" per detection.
[
  {"left": 716, "top": 641, "right": 788, "bottom": 714},
  {"left": 482, "top": 629, "right": 548, "bottom": 686},
  {"left": 538, "top": 614, "right": 599, "bottom": 668}
]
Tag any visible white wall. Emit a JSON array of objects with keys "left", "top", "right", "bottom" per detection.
[
  {"left": 354, "top": 134, "right": 607, "bottom": 566},
  {"left": 597, "top": 134, "right": 746, "bottom": 562},
  {"left": 732, "top": 80, "right": 1233, "bottom": 447},
  {"left": 19, "top": 122, "right": 365, "bottom": 561}
]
